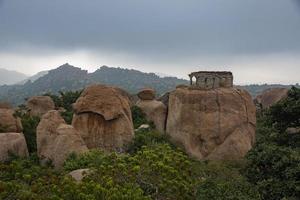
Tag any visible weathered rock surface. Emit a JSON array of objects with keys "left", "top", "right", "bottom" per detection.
[
  {"left": 158, "top": 92, "right": 170, "bottom": 108},
  {"left": 52, "top": 124, "right": 89, "bottom": 169},
  {"left": 137, "top": 88, "right": 156, "bottom": 100},
  {"left": 0, "top": 108, "right": 22, "bottom": 133},
  {"left": 27, "top": 96, "right": 55, "bottom": 117},
  {"left": 37, "top": 110, "right": 88, "bottom": 169},
  {"left": 166, "top": 87, "right": 256, "bottom": 160},
  {"left": 0, "top": 102, "right": 12, "bottom": 109},
  {"left": 68, "top": 169, "right": 91, "bottom": 182},
  {"left": 255, "top": 88, "right": 289, "bottom": 109},
  {"left": 0, "top": 132, "right": 29, "bottom": 162},
  {"left": 72, "top": 84, "right": 134, "bottom": 151},
  {"left": 136, "top": 100, "right": 167, "bottom": 133}
]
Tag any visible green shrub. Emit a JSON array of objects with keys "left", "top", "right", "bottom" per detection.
[
  {"left": 131, "top": 106, "right": 149, "bottom": 129},
  {"left": 244, "top": 87, "right": 300, "bottom": 199},
  {"left": 126, "top": 129, "right": 170, "bottom": 154},
  {"left": 14, "top": 110, "right": 40, "bottom": 153},
  {"left": 65, "top": 144, "right": 198, "bottom": 199},
  {"left": 245, "top": 144, "right": 300, "bottom": 200}
]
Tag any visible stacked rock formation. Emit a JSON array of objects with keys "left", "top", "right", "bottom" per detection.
[
  {"left": 26, "top": 96, "right": 55, "bottom": 117},
  {"left": 166, "top": 73, "right": 256, "bottom": 160},
  {"left": 37, "top": 110, "right": 88, "bottom": 169},
  {"left": 136, "top": 88, "right": 167, "bottom": 133},
  {"left": 72, "top": 84, "right": 134, "bottom": 151},
  {"left": 0, "top": 107, "right": 28, "bottom": 162}
]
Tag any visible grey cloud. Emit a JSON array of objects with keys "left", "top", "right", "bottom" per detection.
[{"left": 0, "top": 0, "right": 300, "bottom": 62}]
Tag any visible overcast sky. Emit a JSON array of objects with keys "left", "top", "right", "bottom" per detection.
[{"left": 0, "top": 0, "right": 300, "bottom": 84}]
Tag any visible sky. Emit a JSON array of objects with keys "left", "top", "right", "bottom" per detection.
[{"left": 0, "top": 0, "right": 300, "bottom": 84}]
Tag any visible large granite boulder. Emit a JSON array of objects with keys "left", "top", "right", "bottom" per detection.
[
  {"left": 137, "top": 88, "right": 156, "bottom": 100},
  {"left": 0, "top": 108, "right": 23, "bottom": 133},
  {"left": 255, "top": 88, "right": 289, "bottom": 109},
  {"left": 0, "top": 132, "right": 29, "bottom": 162},
  {"left": 37, "top": 110, "right": 88, "bottom": 169},
  {"left": 26, "top": 96, "right": 55, "bottom": 117},
  {"left": 136, "top": 99, "right": 167, "bottom": 134},
  {"left": 72, "top": 84, "right": 134, "bottom": 151},
  {"left": 166, "top": 87, "right": 256, "bottom": 160}
]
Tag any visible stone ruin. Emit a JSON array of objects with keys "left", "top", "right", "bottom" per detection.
[{"left": 189, "top": 71, "right": 233, "bottom": 89}]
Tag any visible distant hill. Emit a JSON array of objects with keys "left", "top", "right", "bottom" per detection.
[
  {"left": 1, "top": 64, "right": 298, "bottom": 106},
  {"left": 0, "top": 64, "right": 188, "bottom": 105},
  {"left": 237, "top": 84, "right": 297, "bottom": 97},
  {"left": 18, "top": 70, "right": 49, "bottom": 85},
  {"left": 0, "top": 68, "right": 28, "bottom": 85}
]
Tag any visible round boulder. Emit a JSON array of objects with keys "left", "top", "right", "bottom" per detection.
[
  {"left": 136, "top": 100, "right": 167, "bottom": 134},
  {"left": 0, "top": 132, "right": 29, "bottom": 162},
  {"left": 137, "top": 88, "right": 156, "bottom": 100},
  {"left": 0, "top": 108, "right": 23, "bottom": 133},
  {"left": 26, "top": 96, "right": 55, "bottom": 117},
  {"left": 72, "top": 84, "right": 134, "bottom": 151}
]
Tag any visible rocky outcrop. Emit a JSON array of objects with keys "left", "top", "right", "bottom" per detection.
[
  {"left": 137, "top": 88, "right": 156, "bottom": 100},
  {"left": 68, "top": 169, "right": 91, "bottom": 182},
  {"left": 0, "top": 132, "right": 29, "bottom": 162},
  {"left": 37, "top": 110, "right": 88, "bottom": 169},
  {"left": 0, "top": 108, "right": 22, "bottom": 133},
  {"left": 166, "top": 87, "right": 256, "bottom": 160},
  {"left": 72, "top": 84, "right": 134, "bottom": 151},
  {"left": 255, "top": 88, "right": 289, "bottom": 109},
  {"left": 52, "top": 124, "right": 89, "bottom": 168},
  {"left": 136, "top": 100, "right": 167, "bottom": 134},
  {"left": 27, "top": 96, "right": 55, "bottom": 117}
]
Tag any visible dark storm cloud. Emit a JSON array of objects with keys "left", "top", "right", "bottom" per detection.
[{"left": 0, "top": 0, "right": 300, "bottom": 61}]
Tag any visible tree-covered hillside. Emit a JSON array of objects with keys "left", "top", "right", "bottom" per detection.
[{"left": 0, "top": 64, "right": 188, "bottom": 106}]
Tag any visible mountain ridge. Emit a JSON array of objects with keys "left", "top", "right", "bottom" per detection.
[
  {"left": 0, "top": 68, "right": 29, "bottom": 86},
  {"left": 0, "top": 63, "right": 298, "bottom": 106}
]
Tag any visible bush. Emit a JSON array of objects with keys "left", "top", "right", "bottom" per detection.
[
  {"left": 45, "top": 90, "right": 81, "bottom": 124},
  {"left": 14, "top": 109, "right": 40, "bottom": 153},
  {"left": 126, "top": 129, "right": 170, "bottom": 154},
  {"left": 244, "top": 87, "right": 300, "bottom": 200},
  {"left": 245, "top": 144, "right": 300, "bottom": 199},
  {"left": 131, "top": 106, "right": 149, "bottom": 129}
]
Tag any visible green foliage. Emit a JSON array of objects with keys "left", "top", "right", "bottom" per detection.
[
  {"left": 45, "top": 90, "right": 81, "bottom": 124},
  {"left": 131, "top": 105, "right": 149, "bottom": 129},
  {"left": 267, "top": 86, "right": 300, "bottom": 132},
  {"left": 244, "top": 87, "right": 300, "bottom": 200},
  {"left": 245, "top": 144, "right": 300, "bottom": 200},
  {"left": 0, "top": 155, "right": 149, "bottom": 200},
  {"left": 65, "top": 144, "right": 198, "bottom": 199},
  {"left": 126, "top": 129, "right": 171, "bottom": 154},
  {"left": 15, "top": 109, "right": 40, "bottom": 153}
]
